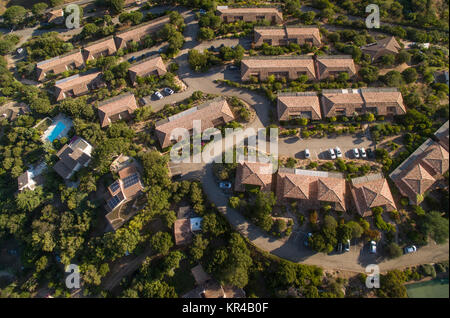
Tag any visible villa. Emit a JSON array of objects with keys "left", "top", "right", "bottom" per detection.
[
  {"left": 128, "top": 55, "right": 167, "bottom": 85},
  {"left": 82, "top": 36, "right": 118, "bottom": 61},
  {"left": 97, "top": 92, "right": 138, "bottom": 128},
  {"left": 155, "top": 97, "right": 235, "bottom": 148},
  {"left": 36, "top": 50, "right": 85, "bottom": 82},
  {"left": 277, "top": 92, "right": 322, "bottom": 121},
  {"left": 315, "top": 55, "right": 357, "bottom": 80},
  {"left": 361, "top": 36, "right": 401, "bottom": 62},
  {"left": 234, "top": 161, "right": 274, "bottom": 192},
  {"left": 105, "top": 166, "right": 144, "bottom": 212},
  {"left": 276, "top": 168, "right": 347, "bottom": 211},
  {"left": 253, "top": 26, "right": 321, "bottom": 47},
  {"left": 53, "top": 137, "right": 93, "bottom": 180},
  {"left": 241, "top": 56, "right": 316, "bottom": 81},
  {"left": 54, "top": 71, "right": 104, "bottom": 101},
  {"left": 114, "top": 15, "right": 171, "bottom": 49},
  {"left": 350, "top": 173, "right": 397, "bottom": 217},
  {"left": 217, "top": 6, "right": 283, "bottom": 24},
  {"left": 321, "top": 88, "right": 406, "bottom": 118},
  {"left": 390, "top": 137, "right": 449, "bottom": 205}
]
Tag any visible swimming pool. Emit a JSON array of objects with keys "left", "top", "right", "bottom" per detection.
[{"left": 47, "top": 121, "right": 66, "bottom": 142}]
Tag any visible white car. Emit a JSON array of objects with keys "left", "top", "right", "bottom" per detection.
[
  {"left": 344, "top": 239, "right": 350, "bottom": 252},
  {"left": 360, "top": 147, "right": 367, "bottom": 158},
  {"left": 16, "top": 48, "right": 24, "bottom": 55},
  {"left": 154, "top": 91, "right": 163, "bottom": 100},
  {"left": 304, "top": 149, "right": 310, "bottom": 159},
  {"left": 163, "top": 87, "right": 174, "bottom": 95},
  {"left": 219, "top": 181, "right": 232, "bottom": 190},
  {"left": 329, "top": 148, "right": 336, "bottom": 159},
  {"left": 404, "top": 245, "right": 417, "bottom": 254},
  {"left": 335, "top": 147, "right": 342, "bottom": 158},
  {"left": 353, "top": 148, "right": 360, "bottom": 158},
  {"left": 369, "top": 241, "right": 377, "bottom": 254}
]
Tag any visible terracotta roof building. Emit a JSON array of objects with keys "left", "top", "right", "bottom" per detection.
[
  {"left": 155, "top": 97, "right": 235, "bottom": 148},
  {"left": 253, "top": 26, "right": 321, "bottom": 46},
  {"left": 241, "top": 56, "right": 316, "bottom": 81},
  {"left": 390, "top": 138, "right": 449, "bottom": 205},
  {"left": 361, "top": 36, "right": 401, "bottom": 61},
  {"left": 36, "top": 50, "right": 85, "bottom": 81},
  {"left": 350, "top": 173, "right": 397, "bottom": 217},
  {"left": 47, "top": 8, "right": 64, "bottom": 24},
  {"left": 128, "top": 55, "right": 167, "bottom": 85},
  {"left": 53, "top": 137, "right": 93, "bottom": 180},
  {"left": 82, "top": 36, "right": 117, "bottom": 61},
  {"left": 234, "top": 161, "right": 274, "bottom": 192},
  {"left": 18, "top": 171, "right": 37, "bottom": 192},
  {"left": 217, "top": 6, "right": 283, "bottom": 24},
  {"left": 434, "top": 120, "right": 449, "bottom": 152},
  {"left": 54, "top": 71, "right": 104, "bottom": 101},
  {"left": 114, "top": 15, "right": 171, "bottom": 49},
  {"left": 321, "top": 88, "right": 406, "bottom": 118},
  {"left": 276, "top": 168, "right": 346, "bottom": 211},
  {"left": 315, "top": 55, "right": 356, "bottom": 80},
  {"left": 105, "top": 165, "right": 144, "bottom": 212},
  {"left": 97, "top": 93, "right": 138, "bottom": 128},
  {"left": 277, "top": 92, "right": 321, "bottom": 121}
]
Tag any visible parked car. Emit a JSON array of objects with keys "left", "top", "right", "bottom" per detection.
[
  {"left": 344, "top": 239, "right": 350, "bottom": 252},
  {"left": 360, "top": 147, "right": 367, "bottom": 158},
  {"left": 154, "top": 91, "right": 163, "bottom": 100},
  {"left": 163, "top": 87, "right": 174, "bottom": 95},
  {"left": 227, "top": 65, "right": 239, "bottom": 70},
  {"left": 128, "top": 56, "right": 137, "bottom": 62},
  {"left": 404, "top": 245, "right": 417, "bottom": 254},
  {"left": 16, "top": 48, "right": 24, "bottom": 55},
  {"left": 219, "top": 181, "right": 232, "bottom": 190},
  {"left": 337, "top": 242, "right": 343, "bottom": 253},
  {"left": 199, "top": 9, "right": 207, "bottom": 15},
  {"left": 304, "top": 149, "right": 310, "bottom": 159},
  {"left": 369, "top": 241, "right": 377, "bottom": 254},
  {"left": 353, "top": 148, "right": 360, "bottom": 158},
  {"left": 209, "top": 45, "right": 215, "bottom": 51},
  {"left": 366, "top": 148, "right": 374, "bottom": 159},
  {"left": 329, "top": 148, "right": 336, "bottom": 159},
  {"left": 335, "top": 147, "right": 342, "bottom": 158},
  {"left": 304, "top": 232, "right": 313, "bottom": 247}
]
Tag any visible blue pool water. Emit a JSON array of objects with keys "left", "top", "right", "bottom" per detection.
[{"left": 47, "top": 122, "right": 66, "bottom": 142}]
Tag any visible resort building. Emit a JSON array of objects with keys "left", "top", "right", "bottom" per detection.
[
  {"left": 155, "top": 97, "right": 235, "bottom": 148},
  {"left": 350, "top": 173, "right": 397, "bottom": 217},
  {"left": 241, "top": 56, "right": 316, "bottom": 81},
  {"left": 105, "top": 166, "right": 144, "bottom": 212},
  {"left": 390, "top": 135, "right": 449, "bottom": 205},
  {"left": 315, "top": 55, "right": 356, "bottom": 80},
  {"left": 97, "top": 92, "right": 138, "bottom": 128},
  {"left": 114, "top": 15, "right": 171, "bottom": 49},
  {"left": 277, "top": 92, "right": 321, "bottom": 121},
  {"left": 82, "top": 36, "right": 117, "bottom": 61},
  {"left": 320, "top": 88, "right": 406, "bottom": 118},
  {"left": 253, "top": 26, "right": 321, "bottom": 47},
  {"left": 36, "top": 50, "right": 85, "bottom": 81},
  {"left": 53, "top": 137, "right": 93, "bottom": 180},
  {"left": 54, "top": 71, "right": 104, "bottom": 101},
  {"left": 217, "top": 6, "right": 283, "bottom": 24},
  {"left": 128, "top": 55, "right": 167, "bottom": 85},
  {"left": 361, "top": 36, "right": 401, "bottom": 62},
  {"left": 46, "top": 8, "right": 64, "bottom": 24},
  {"left": 434, "top": 120, "right": 449, "bottom": 152},
  {"left": 276, "top": 168, "right": 347, "bottom": 211},
  {"left": 234, "top": 161, "right": 274, "bottom": 192}
]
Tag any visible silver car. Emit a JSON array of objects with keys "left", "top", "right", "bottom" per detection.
[
  {"left": 305, "top": 149, "right": 310, "bottom": 159},
  {"left": 329, "top": 148, "right": 336, "bottom": 159},
  {"left": 360, "top": 147, "right": 367, "bottom": 158},
  {"left": 353, "top": 148, "right": 360, "bottom": 158},
  {"left": 335, "top": 147, "right": 342, "bottom": 158}
]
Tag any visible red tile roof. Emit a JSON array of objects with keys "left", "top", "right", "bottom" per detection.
[
  {"left": 234, "top": 161, "right": 274, "bottom": 192},
  {"left": 97, "top": 93, "right": 137, "bottom": 127}
]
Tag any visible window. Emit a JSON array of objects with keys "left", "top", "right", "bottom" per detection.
[
  {"left": 212, "top": 117, "right": 225, "bottom": 126},
  {"left": 367, "top": 107, "right": 378, "bottom": 114},
  {"left": 335, "top": 108, "right": 346, "bottom": 115},
  {"left": 387, "top": 106, "right": 397, "bottom": 114},
  {"left": 256, "top": 15, "right": 265, "bottom": 20},
  {"left": 234, "top": 16, "right": 243, "bottom": 20}
]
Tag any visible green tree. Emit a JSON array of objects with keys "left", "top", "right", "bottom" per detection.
[
  {"left": 107, "top": 0, "right": 125, "bottom": 14},
  {"left": 386, "top": 242, "right": 402, "bottom": 259},
  {"left": 4, "top": 5, "right": 27, "bottom": 28},
  {"left": 32, "top": 3, "right": 48, "bottom": 17},
  {"left": 402, "top": 67, "right": 418, "bottom": 84},
  {"left": 150, "top": 231, "right": 173, "bottom": 255},
  {"left": 420, "top": 211, "right": 449, "bottom": 244},
  {"left": 16, "top": 186, "right": 44, "bottom": 212}
]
